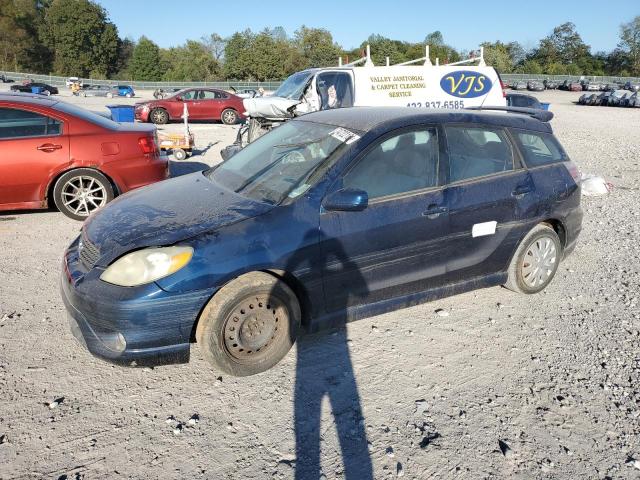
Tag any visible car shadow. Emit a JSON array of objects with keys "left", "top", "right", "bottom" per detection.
[
  {"left": 169, "top": 160, "right": 210, "bottom": 178},
  {"left": 275, "top": 230, "right": 374, "bottom": 480}
]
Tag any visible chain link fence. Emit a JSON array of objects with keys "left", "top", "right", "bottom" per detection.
[
  {"left": 0, "top": 70, "right": 283, "bottom": 91},
  {"left": 3, "top": 70, "right": 639, "bottom": 91}
]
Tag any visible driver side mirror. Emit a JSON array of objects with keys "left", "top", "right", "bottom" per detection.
[{"left": 323, "top": 188, "right": 368, "bottom": 212}]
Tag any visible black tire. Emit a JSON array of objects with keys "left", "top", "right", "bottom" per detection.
[
  {"left": 504, "top": 224, "right": 562, "bottom": 294},
  {"left": 196, "top": 272, "right": 301, "bottom": 376},
  {"left": 53, "top": 168, "right": 115, "bottom": 221},
  {"left": 173, "top": 148, "right": 187, "bottom": 161},
  {"left": 125, "top": 93, "right": 133, "bottom": 98},
  {"left": 150, "top": 108, "right": 169, "bottom": 125},
  {"left": 220, "top": 108, "right": 238, "bottom": 125}
]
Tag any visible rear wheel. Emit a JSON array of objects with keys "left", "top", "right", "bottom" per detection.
[
  {"left": 504, "top": 224, "right": 562, "bottom": 294},
  {"left": 150, "top": 108, "right": 169, "bottom": 125},
  {"left": 196, "top": 272, "right": 300, "bottom": 376},
  {"left": 125, "top": 93, "right": 133, "bottom": 98},
  {"left": 53, "top": 169, "right": 114, "bottom": 221},
  {"left": 221, "top": 108, "right": 238, "bottom": 125}
]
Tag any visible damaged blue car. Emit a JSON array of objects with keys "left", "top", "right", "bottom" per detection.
[{"left": 61, "top": 107, "right": 583, "bottom": 376}]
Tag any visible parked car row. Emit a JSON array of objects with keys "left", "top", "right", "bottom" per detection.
[
  {"left": 507, "top": 78, "right": 640, "bottom": 93},
  {"left": 578, "top": 90, "right": 640, "bottom": 107}
]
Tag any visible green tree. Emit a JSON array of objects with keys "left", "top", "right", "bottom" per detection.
[
  {"left": 363, "top": 34, "right": 408, "bottom": 65},
  {"left": 424, "top": 32, "right": 460, "bottom": 64},
  {"left": 162, "top": 40, "right": 220, "bottom": 81},
  {"left": 618, "top": 16, "right": 640, "bottom": 75},
  {"left": 39, "top": 0, "right": 119, "bottom": 76},
  {"left": 128, "top": 36, "right": 163, "bottom": 81},
  {"left": 294, "top": 26, "right": 341, "bottom": 68},
  {"left": 0, "top": 0, "right": 50, "bottom": 72},
  {"left": 223, "top": 30, "right": 255, "bottom": 80},
  {"left": 529, "top": 22, "right": 592, "bottom": 73},
  {"left": 201, "top": 32, "right": 226, "bottom": 61}
]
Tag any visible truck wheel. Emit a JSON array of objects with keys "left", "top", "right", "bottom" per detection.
[
  {"left": 53, "top": 169, "right": 114, "bottom": 221},
  {"left": 504, "top": 224, "right": 562, "bottom": 294},
  {"left": 150, "top": 108, "right": 169, "bottom": 125},
  {"left": 173, "top": 148, "right": 187, "bottom": 161},
  {"left": 221, "top": 108, "right": 238, "bottom": 125},
  {"left": 196, "top": 272, "right": 301, "bottom": 376}
]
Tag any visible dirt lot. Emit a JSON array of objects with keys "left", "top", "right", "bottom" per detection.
[{"left": 1, "top": 87, "right": 639, "bottom": 480}]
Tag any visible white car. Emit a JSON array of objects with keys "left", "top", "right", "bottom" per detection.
[{"left": 66, "top": 77, "right": 83, "bottom": 88}]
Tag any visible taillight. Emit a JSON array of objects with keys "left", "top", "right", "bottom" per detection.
[
  {"left": 138, "top": 136, "right": 157, "bottom": 155},
  {"left": 564, "top": 161, "right": 581, "bottom": 182},
  {"left": 500, "top": 80, "right": 507, "bottom": 98}
]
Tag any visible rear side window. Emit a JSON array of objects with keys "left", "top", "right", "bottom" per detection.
[
  {"left": 445, "top": 126, "right": 513, "bottom": 182},
  {"left": 0, "top": 107, "right": 62, "bottom": 139},
  {"left": 514, "top": 131, "right": 567, "bottom": 167}
]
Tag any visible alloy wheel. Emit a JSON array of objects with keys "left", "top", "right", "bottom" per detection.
[{"left": 60, "top": 176, "right": 107, "bottom": 217}]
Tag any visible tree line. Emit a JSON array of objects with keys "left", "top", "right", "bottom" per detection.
[{"left": 1, "top": 0, "right": 639, "bottom": 81}]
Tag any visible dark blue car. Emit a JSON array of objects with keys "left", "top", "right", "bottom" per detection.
[{"left": 61, "top": 107, "right": 582, "bottom": 376}]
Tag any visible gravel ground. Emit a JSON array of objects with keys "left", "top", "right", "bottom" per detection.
[{"left": 1, "top": 88, "right": 639, "bottom": 480}]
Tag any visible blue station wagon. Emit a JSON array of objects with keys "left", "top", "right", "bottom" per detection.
[{"left": 61, "top": 107, "right": 583, "bottom": 376}]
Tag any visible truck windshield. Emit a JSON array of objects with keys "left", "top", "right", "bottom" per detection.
[
  {"left": 206, "top": 121, "right": 359, "bottom": 205},
  {"left": 273, "top": 71, "right": 314, "bottom": 100}
]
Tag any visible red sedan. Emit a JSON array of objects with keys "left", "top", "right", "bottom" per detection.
[
  {"left": 0, "top": 93, "right": 168, "bottom": 220},
  {"left": 135, "top": 88, "right": 244, "bottom": 125}
]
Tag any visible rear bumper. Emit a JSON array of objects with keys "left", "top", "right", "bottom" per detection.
[
  {"left": 60, "top": 238, "right": 214, "bottom": 367},
  {"left": 103, "top": 156, "right": 169, "bottom": 194}
]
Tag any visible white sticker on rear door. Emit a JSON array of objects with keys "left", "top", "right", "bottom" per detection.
[
  {"left": 472, "top": 221, "right": 497, "bottom": 238},
  {"left": 329, "top": 127, "right": 360, "bottom": 145}
]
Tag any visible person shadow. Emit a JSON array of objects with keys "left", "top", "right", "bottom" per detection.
[{"left": 278, "top": 230, "right": 374, "bottom": 480}]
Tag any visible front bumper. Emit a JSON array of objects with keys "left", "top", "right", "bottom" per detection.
[
  {"left": 134, "top": 107, "right": 150, "bottom": 122},
  {"left": 61, "top": 238, "right": 214, "bottom": 367}
]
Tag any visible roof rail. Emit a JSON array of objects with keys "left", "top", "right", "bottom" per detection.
[{"left": 465, "top": 106, "right": 554, "bottom": 122}]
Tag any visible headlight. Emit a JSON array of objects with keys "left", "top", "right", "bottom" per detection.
[{"left": 100, "top": 246, "right": 193, "bottom": 287}]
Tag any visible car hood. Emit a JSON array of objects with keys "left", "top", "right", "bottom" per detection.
[
  {"left": 84, "top": 172, "right": 274, "bottom": 266},
  {"left": 242, "top": 96, "right": 300, "bottom": 119}
]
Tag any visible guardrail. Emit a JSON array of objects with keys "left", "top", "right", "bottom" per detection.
[{"left": 0, "top": 70, "right": 283, "bottom": 91}]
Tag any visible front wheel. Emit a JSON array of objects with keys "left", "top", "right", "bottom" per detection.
[
  {"left": 125, "top": 93, "right": 133, "bottom": 98},
  {"left": 504, "top": 224, "right": 562, "bottom": 294},
  {"left": 150, "top": 108, "right": 169, "bottom": 125},
  {"left": 196, "top": 272, "right": 300, "bottom": 376},
  {"left": 53, "top": 169, "right": 115, "bottom": 221},
  {"left": 220, "top": 108, "right": 238, "bottom": 125}
]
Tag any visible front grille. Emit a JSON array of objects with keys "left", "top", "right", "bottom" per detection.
[{"left": 79, "top": 231, "right": 100, "bottom": 270}]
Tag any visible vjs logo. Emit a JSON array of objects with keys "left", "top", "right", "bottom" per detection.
[{"left": 440, "top": 71, "right": 492, "bottom": 98}]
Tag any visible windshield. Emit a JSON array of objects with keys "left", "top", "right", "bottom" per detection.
[
  {"left": 273, "top": 71, "right": 314, "bottom": 100},
  {"left": 206, "top": 121, "right": 360, "bottom": 204}
]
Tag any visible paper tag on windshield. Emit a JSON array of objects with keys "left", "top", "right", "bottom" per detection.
[{"left": 329, "top": 127, "right": 360, "bottom": 145}]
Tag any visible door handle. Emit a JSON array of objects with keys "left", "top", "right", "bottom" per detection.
[
  {"left": 512, "top": 185, "right": 533, "bottom": 197},
  {"left": 37, "top": 143, "right": 62, "bottom": 152},
  {"left": 422, "top": 204, "right": 448, "bottom": 219}
]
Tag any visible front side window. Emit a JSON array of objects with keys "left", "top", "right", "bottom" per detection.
[
  {"left": 180, "top": 90, "right": 197, "bottom": 100},
  {"left": 343, "top": 129, "right": 439, "bottom": 199},
  {"left": 445, "top": 126, "right": 513, "bottom": 183},
  {"left": 317, "top": 72, "right": 354, "bottom": 109},
  {"left": 206, "top": 120, "right": 355, "bottom": 204},
  {"left": 514, "top": 131, "right": 567, "bottom": 167},
  {"left": 0, "top": 107, "right": 62, "bottom": 139}
]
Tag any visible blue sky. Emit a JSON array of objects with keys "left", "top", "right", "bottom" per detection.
[{"left": 98, "top": 0, "right": 637, "bottom": 53}]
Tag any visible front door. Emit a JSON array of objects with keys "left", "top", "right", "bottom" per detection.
[
  {"left": 442, "top": 124, "right": 534, "bottom": 280},
  {"left": 0, "top": 106, "right": 69, "bottom": 207},
  {"left": 319, "top": 126, "right": 450, "bottom": 312}
]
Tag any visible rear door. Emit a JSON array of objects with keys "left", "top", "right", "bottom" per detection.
[
  {"left": 0, "top": 106, "right": 69, "bottom": 206},
  {"left": 319, "top": 126, "right": 449, "bottom": 311},
  {"left": 442, "top": 124, "right": 535, "bottom": 280}
]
